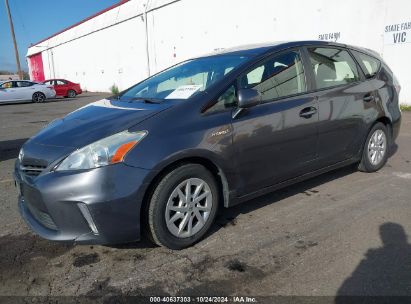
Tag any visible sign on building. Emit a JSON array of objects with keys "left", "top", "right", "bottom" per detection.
[{"left": 384, "top": 21, "right": 411, "bottom": 44}]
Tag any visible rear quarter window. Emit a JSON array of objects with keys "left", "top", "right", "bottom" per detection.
[{"left": 351, "top": 50, "right": 381, "bottom": 79}]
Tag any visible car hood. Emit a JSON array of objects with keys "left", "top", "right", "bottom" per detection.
[{"left": 29, "top": 98, "right": 172, "bottom": 149}]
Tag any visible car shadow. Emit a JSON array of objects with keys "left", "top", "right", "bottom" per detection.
[
  {"left": 0, "top": 138, "right": 28, "bottom": 162},
  {"left": 0, "top": 101, "right": 33, "bottom": 106},
  {"left": 107, "top": 236, "right": 157, "bottom": 249},
  {"left": 210, "top": 165, "right": 358, "bottom": 235},
  {"left": 335, "top": 222, "right": 411, "bottom": 301},
  {"left": 388, "top": 143, "right": 399, "bottom": 158}
]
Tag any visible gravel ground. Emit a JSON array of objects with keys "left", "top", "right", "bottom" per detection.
[{"left": 0, "top": 94, "right": 410, "bottom": 298}]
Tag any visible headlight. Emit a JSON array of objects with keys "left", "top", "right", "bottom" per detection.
[
  {"left": 55, "top": 130, "right": 147, "bottom": 171},
  {"left": 18, "top": 148, "right": 24, "bottom": 163}
]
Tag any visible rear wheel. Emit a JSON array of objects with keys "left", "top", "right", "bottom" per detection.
[
  {"left": 67, "top": 90, "right": 76, "bottom": 98},
  {"left": 147, "top": 164, "right": 219, "bottom": 249},
  {"left": 358, "top": 122, "right": 390, "bottom": 172},
  {"left": 32, "top": 92, "right": 46, "bottom": 103}
]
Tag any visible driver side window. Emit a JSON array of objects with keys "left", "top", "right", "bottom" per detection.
[{"left": 1, "top": 82, "right": 12, "bottom": 89}]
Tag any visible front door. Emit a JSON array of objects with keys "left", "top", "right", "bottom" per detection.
[
  {"left": 0, "top": 81, "right": 16, "bottom": 102},
  {"left": 232, "top": 49, "right": 319, "bottom": 196},
  {"left": 14, "top": 81, "right": 35, "bottom": 100}
]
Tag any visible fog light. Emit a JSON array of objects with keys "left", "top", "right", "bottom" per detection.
[{"left": 77, "top": 203, "right": 99, "bottom": 234}]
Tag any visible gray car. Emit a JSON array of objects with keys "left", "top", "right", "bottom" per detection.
[{"left": 15, "top": 41, "right": 402, "bottom": 249}]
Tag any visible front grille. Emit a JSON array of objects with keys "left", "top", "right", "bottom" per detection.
[
  {"left": 25, "top": 201, "right": 58, "bottom": 230},
  {"left": 20, "top": 165, "right": 46, "bottom": 177}
]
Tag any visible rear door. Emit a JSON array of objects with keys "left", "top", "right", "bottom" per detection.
[
  {"left": 231, "top": 49, "right": 319, "bottom": 196},
  {"left": 15, "top": 81, "right": 35, "bottom": 100},
  {"left": 55, "top": 80, "right": 68, "bottom": 96},
  {"left": 305, "top": 46, "right": 375, "bottom": 166}
]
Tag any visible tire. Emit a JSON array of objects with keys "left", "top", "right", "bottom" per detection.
[
  {"left": 358, "top": 122, "right": 390, "bottom": 172},
  {"left": 32, "top": 92, "right": 46, "bottom": 103},
  {"left": 147, "top": 164, "right": 219, "bottom": 249},
  {"left": 67, "top": 90, "right": 76, "bottom": 98}
]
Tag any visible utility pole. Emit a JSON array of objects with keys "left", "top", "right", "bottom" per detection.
[{"left": 5, "top": 0, "right": 23, "bottom": 80}]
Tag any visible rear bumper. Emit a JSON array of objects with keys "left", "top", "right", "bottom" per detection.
[
  {"left": 14, "top": 162, "right": 153, "bottom": 244},
  {"left": 392, "top": 114, "right": 401, "bottom": 142}
]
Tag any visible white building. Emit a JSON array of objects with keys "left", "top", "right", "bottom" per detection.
[{"left": 27, "top": 0, "right": 411, "bottom": 105}]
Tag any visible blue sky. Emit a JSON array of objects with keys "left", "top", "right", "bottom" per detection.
[{"left": 0, "top": 0, "right": 119, "bottom": 72}]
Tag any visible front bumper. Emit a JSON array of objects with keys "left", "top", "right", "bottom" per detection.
[{"left": 14, "top": 162, "right": 152, "bottom": 244}]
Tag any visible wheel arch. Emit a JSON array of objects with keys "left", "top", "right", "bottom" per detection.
[
  {"left": 356, "top": 115, "right": 393, "bottom": 162},
  {"left": 140, "top": 156, "right": 230, "bottom": 230},
  {"left": 375, "top": 116, "right": 393, "bottom": 142}
]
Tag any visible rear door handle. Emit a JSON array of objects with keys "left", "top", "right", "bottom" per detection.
[
  {"left": 363, "top": 94, "right": 375, "bottom": 102},
  {"left": 299, "top": 107, "right": 317, "bottom": 118}
]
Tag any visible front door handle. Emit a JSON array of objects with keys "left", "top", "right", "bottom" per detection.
[{"left": 299, "top": 107, "right": 317, "bottom": 118}]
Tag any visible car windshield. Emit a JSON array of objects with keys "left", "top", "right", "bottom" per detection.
[{"left": 119, "top": 55, "right": 249, "bottom": 101}]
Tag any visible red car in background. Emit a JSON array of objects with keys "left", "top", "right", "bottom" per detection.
[{"left": 42, "top": 79, "right": 82, "bottom": 98}]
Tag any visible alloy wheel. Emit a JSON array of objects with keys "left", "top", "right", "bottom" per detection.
[
  {"left": 165, "top": 178, "right": 212, "bottom": 238},
  {"left": 367, "top": 129, "right": 387, "bottom": 166},
  {"left": 33, "top": 92, "right": 45, "bottom": 102}
]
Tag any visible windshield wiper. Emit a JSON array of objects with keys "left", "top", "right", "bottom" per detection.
[{"left": 128, "top": 97, "right": 163, "bottom": 104}]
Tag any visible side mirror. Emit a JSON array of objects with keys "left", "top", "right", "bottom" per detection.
[{"left": 237, "top": 88, "right": 261, "bottom": 108}]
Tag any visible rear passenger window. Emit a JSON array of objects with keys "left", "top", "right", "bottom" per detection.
[
  {"left": 16, "top": 81, "right": 32, "bottom": 87},
  {"left": 308, "top": 47, "right": 360, "bottom": 89},
  {"left": 351, "top": 50, "right": 381, "bottom": 79},
  {"left": 239, "top": 51, "right": 307, "bottom": 102}
]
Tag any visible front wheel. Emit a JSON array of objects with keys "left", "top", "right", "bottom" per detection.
[
  {"left": 147, "top": 164, "right": 219, "bottom": 249},
  {"left": 358, "top": 122, "right": 390, "bottom": 172},
  {"left": 32, "top": 92, "right": 46, "bottom": 103}
]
